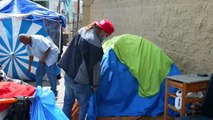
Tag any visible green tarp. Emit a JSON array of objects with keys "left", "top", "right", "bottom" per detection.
[{"left": 103, "top": 34, "right": 173, "bottom": 97}]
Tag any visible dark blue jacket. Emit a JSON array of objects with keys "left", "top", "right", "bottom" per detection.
[{"left": 59, "top": 28, "right": 103, "bottom": 86}]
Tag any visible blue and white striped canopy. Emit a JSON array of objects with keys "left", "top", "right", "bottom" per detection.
[{"left": 0, "top": 17, "right": 51, "bottom": 80}]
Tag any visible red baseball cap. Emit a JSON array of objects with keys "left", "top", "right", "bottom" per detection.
[{"left": 95, "top": 19, "right": 114, "bottom": 36}]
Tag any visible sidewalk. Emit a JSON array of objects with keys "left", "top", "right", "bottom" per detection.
[
  {"left": 56, "top": 45, "right": 67, "bottom": 108},
  {"left": 56, "top": 71, "right": 65, "bottom": 108}
]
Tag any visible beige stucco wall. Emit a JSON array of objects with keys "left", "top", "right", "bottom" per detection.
[
  {"left": 82, "top": 0, "right": 93, "bottom": 26},
  {"left": 84, "top": 0, "right": 213, "bottom": 74}
]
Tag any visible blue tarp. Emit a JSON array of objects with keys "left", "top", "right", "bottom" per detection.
[
  {"left": 0, "top": 0, "right": 66, "bottom": 27},
  {"left": 31, "top": 86, "right": 69, "bottom": 120},
  {"left": 88, "top": 49, "right": 181, "bottom": 119}
]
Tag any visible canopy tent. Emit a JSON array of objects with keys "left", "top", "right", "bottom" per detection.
[
  {"left": 0, "top": 0, "right": 66, "bottom": 27},
  {"left": 0, "top": 0, "right": 66, "bottom": 80}
]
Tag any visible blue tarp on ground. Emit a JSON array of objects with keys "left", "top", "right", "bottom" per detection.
[{"left": 88, "top": 48, "right": 181, "bottom": 119}]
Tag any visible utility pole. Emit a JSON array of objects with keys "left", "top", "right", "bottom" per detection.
[{"left": 76, "top": 0, "right": 80, "bottom": 30}]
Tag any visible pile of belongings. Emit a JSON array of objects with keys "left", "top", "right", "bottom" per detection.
[{"left": 87, "top": 34, "right": 181, "bottom": 119}]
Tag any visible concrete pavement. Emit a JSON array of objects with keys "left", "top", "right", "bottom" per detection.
[{"left": 56, "top": 71, "right": 65, "bottom": 108}]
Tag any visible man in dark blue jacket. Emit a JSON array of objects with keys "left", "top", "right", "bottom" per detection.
[{"left": 59, "top": 19, "right": 114, "bottom": 120}]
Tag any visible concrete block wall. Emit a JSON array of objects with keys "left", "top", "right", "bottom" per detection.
[{"left": 87, "top": 0, "right": 213, "bottom": 73}]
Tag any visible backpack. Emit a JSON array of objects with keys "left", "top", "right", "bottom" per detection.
[{"left": 3, "top": 96, "right": 30, "bottom": 120}]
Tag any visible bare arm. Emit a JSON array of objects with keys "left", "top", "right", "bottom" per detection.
[
  {"left": 39, "top": 47, "right": 51, "bottom": 64},
  {"left": 28, "top": 55, "right": 34, "bottom": 72}
]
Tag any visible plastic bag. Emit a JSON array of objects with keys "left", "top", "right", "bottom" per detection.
[{"left": 30, "top": 86, "right": 68, "bottom": 120}]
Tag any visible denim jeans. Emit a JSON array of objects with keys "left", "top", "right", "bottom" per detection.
[
  {"left": 62, "top": 73, "right": 93, "bottom": 120},
  {"left": 35, "top": 63, "right": 58, "bottom": 96}
]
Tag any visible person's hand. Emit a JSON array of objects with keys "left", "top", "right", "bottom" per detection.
[
  {"left": 39, "top": 59, "right": 45, "bottom": 64},
  {"left": 28, "top": 66, "right": 31, "bottom": 73},
  {"left": 92, "top": 86, "right": 98, "bottom": 92}
]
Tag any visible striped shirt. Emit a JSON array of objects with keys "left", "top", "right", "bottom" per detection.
[{"left": 27, "top": 35, "right": 59, "bottom": 66}]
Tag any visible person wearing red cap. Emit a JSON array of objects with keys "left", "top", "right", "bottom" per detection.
[{"left": 58, "top": 19, "right": 114, "bottom": 120}]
